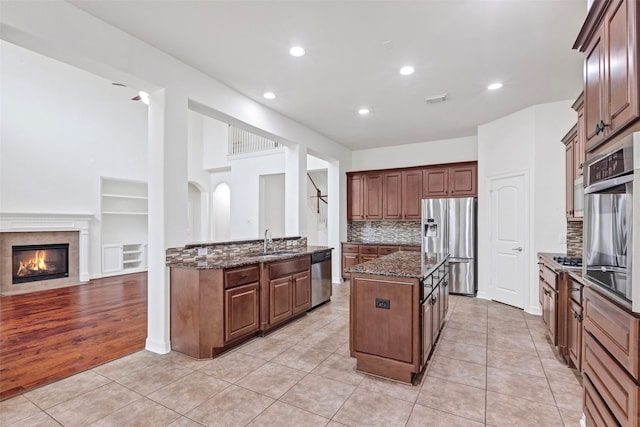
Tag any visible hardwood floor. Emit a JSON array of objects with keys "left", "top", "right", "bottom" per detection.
[{"left": 0, "top": 273, "right": 147, "bottom": 400}]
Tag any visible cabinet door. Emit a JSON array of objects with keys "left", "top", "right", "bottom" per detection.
[
  {"left": 102, "top": 244, "right": 123, "bottom": 274},
  {"left": 584, "top": 26, "right": 606, "bottom": 152},
  {"left": 422, "top": 298, "right": 433, "bottom": 364},
  {"left": 423, "top": 168, "right": 449, "bottom": 198},
  {"left": 359, "top": 254, "right": 378, "bottom": 263},
  {"left": 269, "top": 276, "right": 292, "bottom": 325},
  {"left": 576, "top": 100, "right": 586, "bottom": 177},
  {"left": 342, "top": 253, "right": 358, "bottom": 279},
  {"left": 567, "top": 298, "right": 582, "bottom": 371},
  {"left": 545, "top": 284, "right": 558, "bottom": 346},
  {"left": 440, "top": 277, "right": 449, "bottom": 322},
  {"left": 347, "top": 174, "right": 364, "bottom": 220},
  {"left": 292, "top": 271, "right": 310, "bottom": 315},
  {"left": 605, "top": 0, "right": 639, "bottom": 135},
  {"left": 364, "top": 173, "right": 383, "bottom": 219},
  {"left": 449, "top": 165, "right": 477, "bottom": 197},
  {"left": 565, "top": 141, "right": 575, "bottom": 219},
  {"left": 402, "top": 169, "right": 423, "bottom": 219},
  {"left": 431, "top": 288, "right": 441, "bottom": 341},
  {"left": 225, "top": 283, "right": 259, "bottom": 343},
  {"left": 382, "top": 171, "right": 402, "bottom": 219}
]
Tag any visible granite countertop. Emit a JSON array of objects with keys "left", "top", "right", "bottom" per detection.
[
  {"left": 343, "top": 241, "right": 421, "bottom": 247},
  {"left": 170, "top": 246, "right": 332, "bottom": 269},
  {"left": 346, "top": 251, "right": 448, "bottom": 279},
  {"left": 538, "top": 252, "right": 582, "bottom": 273}
]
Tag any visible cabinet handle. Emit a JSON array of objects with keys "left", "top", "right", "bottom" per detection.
[
  {"left": 569, "top": 287, "right": 581, "bottom": 292},
  {"left": 595, "top": 123, "right": 601, "bottom": 135},
  {"left": 579, "top": 163, "right": 583, "bottom": 170}
]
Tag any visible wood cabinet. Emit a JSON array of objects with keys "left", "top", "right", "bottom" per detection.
[
  {"left": 383, "top": 172, "right": 402, "bottom": 219},
  {"left": 347, "top": 161, "right": 477, "bottom": 221},
  {"left": 423, "top": 168, "right": 449, "bottom": 198},
  {"left": 402, "top": 169, "right": 423, "bottom": 219},
  {"left": 449, "top": 165, "right": 477, "bottom": 197},
  {"left": 341, "top": 244, "right": 359, "bottom": 279},
  {"left": 261, "top": 256, "right": 311, "bottom": 332},
  {"left": 170, "top": 264, "right": 261, "bottom": 359},
  {"left": 422, "top": 290, "right": 434, "bottom": 365},
  {"left": 563, "top": 125, "right": 579, "bottom": 221},
  {"left": 364, "top": 173, "right": 383, "bottom": 220},
  {"left": 347, "top": 174, "right": 364, "bottom": 220},
  {"left": 582, "top": 286, "right": 640, "bottom": 427},
  {"left": 573, "top": 92, "right": 586, "bottom": 177},
  {"left": 567, "top": 296, "right": 583, "bottom": 372},
  {"left": 538, "top": 259, "right": 559, "bottom": 346},
  {"left": 575, "top": 0, "right": 640, "bottom": 154}
]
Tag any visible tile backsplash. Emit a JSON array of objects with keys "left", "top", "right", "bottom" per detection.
[
  {"left": 566, "top": 221, "right": 583, "bottom": 258},
  {"left": 347, "top": 221, "right": 421, "bottom": 245}
]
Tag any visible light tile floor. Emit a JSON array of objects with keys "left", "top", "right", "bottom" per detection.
[{"left": 1, "top": 282, "right": 583, "bottom": 426}]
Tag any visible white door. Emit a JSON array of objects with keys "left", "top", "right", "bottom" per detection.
[{"left": 490, "top": 174, "right": 527, "bottom": 308}]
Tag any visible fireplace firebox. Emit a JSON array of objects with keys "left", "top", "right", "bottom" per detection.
[{"left": 12, "top": 243, "right": 69, "bottom": 284}]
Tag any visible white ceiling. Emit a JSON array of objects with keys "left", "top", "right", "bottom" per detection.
[{"left": 69, "top": 0, "right": 587, "bottom": 151}]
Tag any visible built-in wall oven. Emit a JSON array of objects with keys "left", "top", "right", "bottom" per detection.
[{"left": 583, "top": 133, "right": 639, "bottom": 312}]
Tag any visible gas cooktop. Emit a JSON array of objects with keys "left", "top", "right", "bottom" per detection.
[{"left": 553, "top": 256, "right": 583, "bottom": 268}]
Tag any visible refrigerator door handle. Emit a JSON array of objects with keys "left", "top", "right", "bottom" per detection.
[{"left": 447, "top": 258, "right": 470, "bottom": 264}]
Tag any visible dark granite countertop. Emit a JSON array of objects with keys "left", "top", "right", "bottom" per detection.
[
  {"left": 170, "top": 246, "right": 332, "bottom": 269},
  {"left": 537, "top": 252, "right": 582, "bottom": 273},
  {"left": 342, "top": 241, "right": 421, "bottom": 247},
  {"left": 346, "top": 251, "right": 448, "bottom": 279}
]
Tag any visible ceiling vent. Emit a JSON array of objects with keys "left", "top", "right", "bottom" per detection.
[{"left": 424, "top": 94, "right": 447, "bottom": 104}]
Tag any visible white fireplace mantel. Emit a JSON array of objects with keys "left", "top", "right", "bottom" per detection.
[{"left": 0, "top": 213, "right": 94, "bottom": 282}]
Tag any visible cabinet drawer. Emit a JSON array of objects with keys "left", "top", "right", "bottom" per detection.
[
  {"left": 584, "top": 287, "right": 640, "bottom": 380},
  {"left": 569, "top": 280, "right": 583, "bottom": 305},
  {"left": 359, "top": 245, "right": 378, "bottom": 255},
  {"left": 584, "top": 374, "right": 620, "bottom": 427},
  {"left": 540, "top": 264, "right": 558, "bottom": 290},
  {"left": 378, "top": 246, "right": 399, "bottom": 256},
  {"left": 269, "top": 256, "right": 310, "bottom": 279},
  {"left": 224, "top": 265, "right": 260, "bottom": 289},
  {"left": 583, "top": 331, "right": 640, "bottom": 427},
  {"left": 342, "top": 244, "right": 359, "bottom": 254},
  {"left": 403, "top": 246, "right": 421, "bottom": 252}
]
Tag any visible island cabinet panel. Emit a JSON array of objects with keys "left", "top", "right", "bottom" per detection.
[
  {"left": 170, "top": 268, "right": 224, "bottom": 359},
  {"left": 401, "top": 169, "right": 423, "bottom": 219},
  {"left": 292, "top": 271, "right": 311, "bottom": 315},
  {"left": 422, "top": 292, "right": 434, "bottom": 365},
  {"left": 225, "top": 283, "right": 259, "bottom": 342},
  {"left": 383, "top": 171, "right": 402, "bottom": 220}
]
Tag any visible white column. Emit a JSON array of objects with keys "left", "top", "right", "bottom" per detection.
[
  {"left": 146, "top": 88, "right": 189, "bottom": 354},
  {"left": 284, "top": 144, "right": 307, "bottom": 237},
  {"left": 327, "top": 159, "right": 344, "bottom": 283}
]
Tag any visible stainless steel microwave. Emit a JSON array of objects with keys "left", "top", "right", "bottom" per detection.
[{"left": 583, "top": 133, "right": 639, "bottom": 312}]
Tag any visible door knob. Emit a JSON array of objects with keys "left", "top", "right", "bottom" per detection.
[{"left": 512, "top": 247, "right": 523, "bottom": 252}]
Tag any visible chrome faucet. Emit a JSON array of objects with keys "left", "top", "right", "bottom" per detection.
[{"left": 264, "top": 228, "right": 272, "bottom": 254}]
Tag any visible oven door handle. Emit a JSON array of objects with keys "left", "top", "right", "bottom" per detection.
[{"left": 584, "top": 174, "right": 633, "bottom": 194}]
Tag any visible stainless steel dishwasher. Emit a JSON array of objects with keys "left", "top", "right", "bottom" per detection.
[{"left": 310, "top": 249, "right": 332, "bottom": 308}]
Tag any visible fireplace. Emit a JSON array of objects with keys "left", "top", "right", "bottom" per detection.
[{"left": 12, "top": 243, "right": 69, "bottom": 284}]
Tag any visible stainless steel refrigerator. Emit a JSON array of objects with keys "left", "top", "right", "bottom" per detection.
[{"left": 422, "top": 198, "right": 477, "bottom": 295}]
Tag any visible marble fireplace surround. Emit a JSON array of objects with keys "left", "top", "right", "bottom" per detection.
[{"left": 0, "top": 213, "right": 91, "bottom": 295}]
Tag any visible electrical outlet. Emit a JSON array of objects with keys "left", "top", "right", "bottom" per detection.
[
  {"left": 375, "top": 298, "right": 390, "bottom": 309},
  {"left": 197, "top": 247, "right": 207, "bottom": 256}
]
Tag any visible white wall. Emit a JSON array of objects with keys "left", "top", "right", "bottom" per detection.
[
  {"left": 0, "top": 40, "right": 148, "bottom": 276},
  {"left": 260, "top": 173, "right": 285, "bottom": 239},
  {"left": 478, "top": 100, "right": 575, "bottom": 314},
  {"left": 351, "top": 136, "right": 478, "bottom": 171},
  {"left": 202, "top": 115, "right": 230, "bottom": 172}
]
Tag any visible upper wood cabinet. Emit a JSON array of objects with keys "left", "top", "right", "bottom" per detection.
[
  {"left": 562, "top": 124, "right": 581, "bottom": 221},
  {"left": 573, "top": 93, "right": 586, "bottom": 177},
  {"left": 383, "top": 171, "right": 402, "bottom": 220},
  {"left": 575, "top": 0, "right": 640, "bottom": 154},
  {"left": 347, "top": 162, "right": 477, "bottom": 221},
  {"left": 422, "top": 168, "right": 449, "bottom": 198},
  {"left": 401, "top": 169, "right": 422, "bottom": 219},
  {"left": 364, "top": 173, "right": 383, "bottom": 220},
  {"left": 449, "top": 165, "right": 477, "bottom": 197}
]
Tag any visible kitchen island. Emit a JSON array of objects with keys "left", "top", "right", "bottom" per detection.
[
  {"left": 167, "top": 238, "right": 331, "bottom": 359},
  {"left": 347, "top": 251, "right": 448, "bottom": 384}
]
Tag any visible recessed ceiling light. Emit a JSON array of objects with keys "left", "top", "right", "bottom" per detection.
[
  {"left": 263, "top": 92, "right": 276, "bottom": 100},
  {"left": 289, "top": 46, "right": 306, "bottom": 57},
  {"left": 399, "top": 66, "right": 415, "bottom": 76},
  {"left": 488, "top": 82, "right": 503, "bottom": 90},
  {"left": 358, "top": 108, "right": 370, "bottom": 115}
]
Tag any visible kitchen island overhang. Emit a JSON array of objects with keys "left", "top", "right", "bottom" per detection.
[{"left": 347, "top": 251, "right": 449, "bottom": 384}]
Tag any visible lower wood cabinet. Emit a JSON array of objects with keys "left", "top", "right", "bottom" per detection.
[
  {"left": 224, "top": 283, "right": 259, "bottom": 343},
  {"left": 422, "top": 293, "right": 434, "bottom": 364},
  {"left": 542, "top": 282, "right": 558, "bottom": 346},
  {"left": 567, "top": 297, "right": 583, "bottom": 371},
  {"left": 342, "top": 243, "right": 420, "bottom": 279},
  {"left": 261, "top": 256, "right": 311, "bottom": 332}
]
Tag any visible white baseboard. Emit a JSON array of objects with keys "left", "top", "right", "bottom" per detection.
[
  {"left": 526, "top": 304, "right": 542, "bottom": 316},
  {"left": 476, "top": 290, "right": 490, "bottom": 300},
  {"left": 145, "top": 338, "right": 171, "bottom": 355}
]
